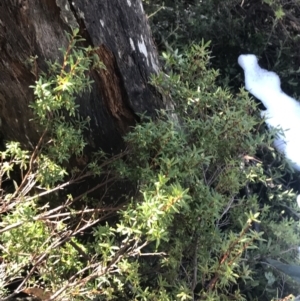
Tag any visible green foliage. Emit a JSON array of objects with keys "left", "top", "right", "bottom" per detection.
[
  {"left": 1, "top": 18, "right": 300, "bottom": 301},
  {"left": 144, "top": 0, "right": 300, "bottom": 96},
  {"left": 105, "top": 42, "right": 263, "bottom": 300},
  {"left": 0, "top": 30, "right": 105, "bottom": 300},
  {"left": 28, "top": 29, "right": 97, "bottom": 187},
  {"left": 105, "top": 42, "right": 300, "bottom": 300}
]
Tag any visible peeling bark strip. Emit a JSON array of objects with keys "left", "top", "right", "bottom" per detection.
[
  {"left": 94, "top": 45, "right": 136, "bottom": 133},
  {"left": 0, "top": 0, "right": 163, "bottom": 152}
]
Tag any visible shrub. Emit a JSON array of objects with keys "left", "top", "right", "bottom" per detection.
[
  {"left": 108, "top": 41, "right": 300, "bottom": 300},
  {"left": 1, "top": 29, "right": 300, "bottom": 301}
]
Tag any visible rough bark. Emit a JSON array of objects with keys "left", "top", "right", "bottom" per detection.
[{"left": 0, "top": 0, "right": 163, "bottom": 153}]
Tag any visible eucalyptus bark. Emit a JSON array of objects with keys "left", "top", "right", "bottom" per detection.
[{"left": 0, "top": 0, "right": 164, "bottom": 152}]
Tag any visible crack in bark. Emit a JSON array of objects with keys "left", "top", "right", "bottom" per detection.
[{"left": 94, "top": 45, "right": 137, "bottom": 133}]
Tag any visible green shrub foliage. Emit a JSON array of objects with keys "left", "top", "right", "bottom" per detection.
[
  {"left": 144, "top": 0, "right": 300, "bottom": 96},
  {"left": 109, "top": 42, "right": 300, "bottom": 300},
  {"left": 1, "top": 24, "right": 300, "bottom": 301}
]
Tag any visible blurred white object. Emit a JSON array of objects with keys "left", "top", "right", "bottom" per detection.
[
  {"left": 297, "top": 195, "right": 300, "bottom": 208},
  {"left": 238, "top": 54, "right": 300, "bottom": 171}
]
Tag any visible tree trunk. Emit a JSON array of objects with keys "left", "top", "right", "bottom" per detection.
[{"left": 0, "top": 0, "right": 163, "bottom": 153}]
